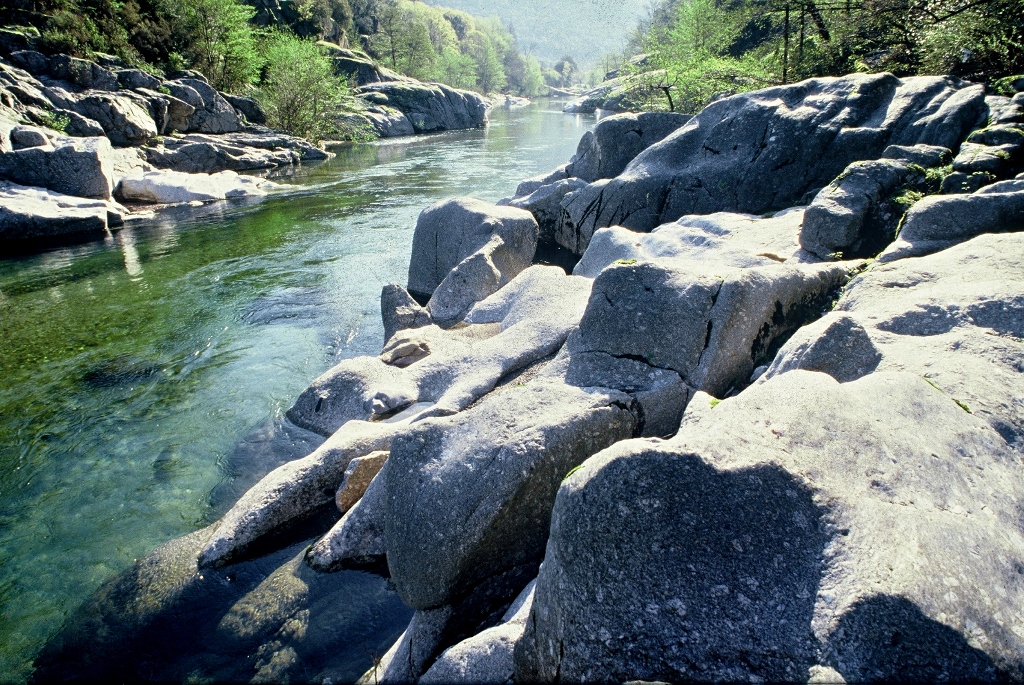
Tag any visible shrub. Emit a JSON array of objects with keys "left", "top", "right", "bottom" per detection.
[{"left": 254, "top": 32, "right": 350, "bottom": 142}]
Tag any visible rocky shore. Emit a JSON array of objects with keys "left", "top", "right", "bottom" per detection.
[
  {"left": 31, "top": 71, "right": 1024, "bottom": 683},
  {"left": 0, "top": 46, "right": 490, "bottom": 247}
]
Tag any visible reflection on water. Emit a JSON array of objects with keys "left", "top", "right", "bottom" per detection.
[{"left": 0, "top": 102, "right": 593, "bottom": 682}]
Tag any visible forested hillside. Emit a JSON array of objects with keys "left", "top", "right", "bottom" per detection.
[
  {"left": 421, "top": 0, "right": 648, "bottom": 68},
  {"left": 0, "top": 0, "right": 547, "bottom": 97},
  {"left": 610, "top": 0, "right": 1024, "bottom": 113}
]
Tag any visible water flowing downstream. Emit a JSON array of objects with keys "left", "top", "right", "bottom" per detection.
[{"left": 0, "top": 102, "right": 594, "bottom": 681}]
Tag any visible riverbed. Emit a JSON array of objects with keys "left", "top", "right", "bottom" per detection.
[{"left": 0, "top": 101, "right": 595, "bottom": 681}]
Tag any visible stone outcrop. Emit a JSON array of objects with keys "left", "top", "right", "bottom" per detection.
[
  {"left": 0, "top": 52, "right": 337, "bottom": 246},
  {"left": 878, "top": 183, "right": 1024, "bottom": 262},
  {"left": 768, "top": 231, "right": 1024, "bottom": 444},
  {"left": 565, "top": 111, "right": 692, "bottom": 183},
  {"left": 501, "top": 178, "right": 587, "bottom": 243},
  {"left": 288, "top": 265, "right": 591, "bottom": 436},
  {"left": 573, "top": 207, "right": 810, "bottom": 278},
  {"left": 355, "top": 81, "right": 490, "bottom": 134},
  {"left": 558, "top": 73, "right": 987, "bottom": 254},
  {"left": 117, "top": 169, "right": 275, "bottom": 204},
  {"left": 799, "top": 150, "right": 949, "bottom": 260},
  {"left": 515, "top": 369, "right": 1024, "bottom": 682},
  {"left": 35, "top": 71, "right": 1024, "bottom": 685},
  {"left": 0, "top": 136, "right": 116, "bottom": 199},
  {"left": 406, "top": 197, "right": 539, "bottom": 303},
  {"left": 0, "top": 180, "right": 127, "bottom": 242}
]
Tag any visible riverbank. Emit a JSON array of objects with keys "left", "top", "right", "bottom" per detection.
[
  {"left": 0, "top": 102, "right": 592, "bottom": 683},
  {"left": 29, "top": 69, "right": 1024, "bottom": 683},
  {"left": 0, "top": 46, "right": 493, "bottom": 248}
]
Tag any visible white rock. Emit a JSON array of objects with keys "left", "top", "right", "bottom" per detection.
[{"left": 117, "top": 169, "right": 273, "bottom": 204}]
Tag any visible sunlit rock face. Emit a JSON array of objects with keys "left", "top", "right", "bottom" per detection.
[{"left": 558, "top": 73, "right": 987, "bottom": 254}]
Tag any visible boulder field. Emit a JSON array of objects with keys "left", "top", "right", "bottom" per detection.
[
  {"left": 0, "top": 48, "right": 490, "bottom": 246},
  {"left": 32, "top": 72, "right": 1024, "bottom": 683}
]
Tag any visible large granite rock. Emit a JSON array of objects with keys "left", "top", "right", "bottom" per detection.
[
  {"left": 47, "top": 54, "right": 119, "bottom": 91},
  {"left": 207, "top": 266, "right": 594, "bottom": 568},
  {"left": 576, "top": 256, "right": 855, "bottom": 397},
  {"left": 878, "top": 187, "right": 1024, "bottom": 262},
  {"left": 223, "top": 93, "right": 267, "bottom": 125},
  {"left": 197, "top": 420, "right": 398, "bottom": 568},
  {"left": 383, "top": 378, "right": 636, "bottom": 612},
  {"left": 573, "top": 207, "right": 811, "bottom": 278},
  {"left": 559, "top": 73, "right": 987, "bottom": 254},
  {"left": 406, "top": 197, "right": 538, "bottom": 302},
  {"left": 288, "top": 265, "right": 592, "bottom": 436},
  {"left": 515, "top": 369, "right": 1024, "bottom": 682},
  {"left": 117, "top": 169, "right": 273, "bottom": 204},
  {"left": 71, "top": 92, "right": 159, "bottom": 146},
  {"left": 355, "top": 81, "right": 489, "bottom": 134},
  {"left": 565, "top": 111, "right": 692, "bottom": 183},
  {"left": 501, "top": 177, "right": 587, "bottom": 244},
  {"left": 360, "top": 105, "right": 416, "bottom": 137},
  {"left": 164, "top": 78, "right": 243, "bottom": 134},
  {"left": 0, "top": 180, "right": 126, "bottom": 241},
  {"left": 0, "top": 136, "right": 115, "bottom": 199},
  {"left": 800, "top": 158, "right": 918, "bottom": 259},
  {"left": 768, "top": 231, "right": 1024, "bottom": 446},
  {"left": 144, "top": 132, "right": 328, "bottom": 173}
]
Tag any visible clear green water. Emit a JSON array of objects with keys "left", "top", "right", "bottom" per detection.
[{"left": 0, "top": 102, "right": 594, "bottom": 682}]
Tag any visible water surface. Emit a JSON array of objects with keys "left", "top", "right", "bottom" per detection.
[{"left": 0, "top": 101, "right": 594, "bottom": 681}]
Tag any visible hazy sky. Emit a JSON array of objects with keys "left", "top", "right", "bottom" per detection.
[{"left": 424, "top": 0, "right": 651, "bottom": 68}]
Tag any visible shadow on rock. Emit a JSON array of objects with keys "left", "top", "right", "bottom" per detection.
[
  {"left": 517, "top": 451, "right": 830, "bottom": 682},
  {"left": 31, "top": 524, "right": 411, "bottom": 683},
  {"left": 827, "top": 594, "right": 1009, "bottom": 682}
]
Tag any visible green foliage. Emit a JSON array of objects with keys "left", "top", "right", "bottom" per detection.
[
  {"left": 180, "top": 0, "right": 262, "bottom": 92},
  {"left": 253, "top": 32, "right": 353, "bottom": 142},
  {"left": 563, "top": 463, "right": 586, "bottom": 481},
  {"left": 709, "top": 397, "right": 721, "bottom": 408},
  {"left": 622, "top": 0, "right": 1024, "bottom": 114},
  {"left": 36, "top": 110, "right": 71, "bottom": 133},
  {"left": 358, "top": 0, "right": 537, "bottom": 95},
  {"left": 893, "top": 189, "right": 925, "bottom": 206}
]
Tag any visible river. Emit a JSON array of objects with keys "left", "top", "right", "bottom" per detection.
[{"left": 0, "top": 101, "right": 595, "bottom": 681}]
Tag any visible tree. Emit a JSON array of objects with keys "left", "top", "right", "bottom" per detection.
[
  {"left": 254, "top": 31, "right": 349, "bottom": 141},
  {"left": 471, "top": 35, "right": 507, "bottom": 93},
  {"left": 180, "top": 0, "right": 261, "bottom": 91},
  {"left": 437, "top": 46, "right": 478, "bottom": 89}
]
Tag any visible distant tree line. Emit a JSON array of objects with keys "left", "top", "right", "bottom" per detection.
[
  {"left": 608, "top": 0, "right": 1023, "bottom": 113},
  {"left": 1, "top": 0, "right": 584, "bottom": 140},
  {"left": 0, "top": 0, "right": 562, "bottom": 97}
]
